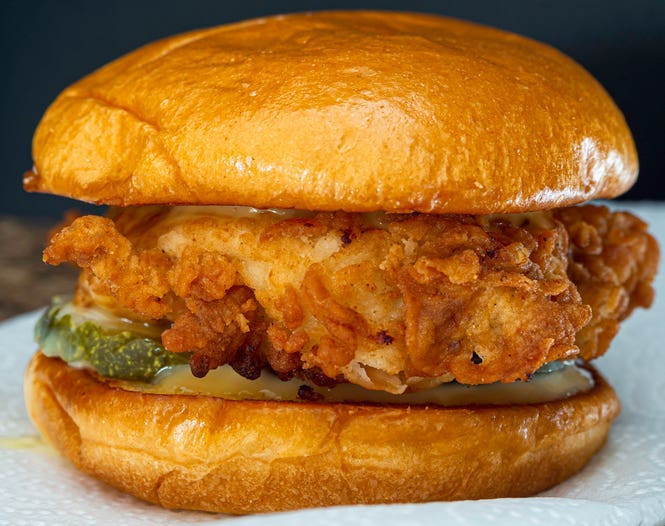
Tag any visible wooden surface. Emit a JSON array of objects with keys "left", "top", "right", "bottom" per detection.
[{"left": 0, "top": 216, "right": 78, "bottom": 320}]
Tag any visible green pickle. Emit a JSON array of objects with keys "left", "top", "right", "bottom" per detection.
[{"left": 35, "top": 298, "right": 190, "bottom": 381}]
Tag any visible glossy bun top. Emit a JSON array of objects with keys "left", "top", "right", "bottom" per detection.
[{"left": 27, "top": 11, "right": 638, "bottom": 213}]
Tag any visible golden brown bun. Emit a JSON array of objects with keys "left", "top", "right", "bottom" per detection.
[
  {"left": 25, "top": 352, "right": 620, "bottom": 514},
  {"left": 26, "top": 11, "right": 636, "bottom": 214}
]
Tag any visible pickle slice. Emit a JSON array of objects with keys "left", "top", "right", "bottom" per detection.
[{"left": 35, "top": 298, "right": 189, "bottom": 381}]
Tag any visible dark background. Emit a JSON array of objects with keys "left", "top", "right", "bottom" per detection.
[{"left": 2, "top": 0, "right": 664, "bottom": 219}]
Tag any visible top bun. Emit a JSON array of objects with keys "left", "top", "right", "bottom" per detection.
[{"left": 27, "top": 11, "right": 637, "bottom": 214}]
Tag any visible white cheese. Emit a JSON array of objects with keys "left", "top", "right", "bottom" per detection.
[{"left": 115, "top": 361, "right": 594, "bottom": 406}]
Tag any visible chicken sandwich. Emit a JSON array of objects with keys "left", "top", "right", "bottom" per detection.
[{"left": 24, "top": 11, "right": 658, "bottom": 514}]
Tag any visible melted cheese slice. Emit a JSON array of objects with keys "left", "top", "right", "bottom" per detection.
[
  {"left": 161, "top": 205, "right": 554, "bottom": 230},
  {"left": 115, "top": 361, "right": 594, "bottom": 406}
]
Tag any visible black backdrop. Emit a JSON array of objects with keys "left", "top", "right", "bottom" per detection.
[{"left": 2, "top": 0, "right": 664, "bottom": 218}]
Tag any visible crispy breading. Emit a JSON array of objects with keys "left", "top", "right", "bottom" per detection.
[
  {"left": 43, "top": 205, "right": 658, "bottom": 393},
  {"left": 44, "top": 216, "right": 174, "bottom": 320},
  {"left": 162, "top": 287, "right": 259, "bottom": 377},
  {"left": 554, "top": 205, "right": 659, "bottom": 359}
]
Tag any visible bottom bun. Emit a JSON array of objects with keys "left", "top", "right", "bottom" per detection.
[{"left": 25, "top": 352, "right": 620, "bottom": 514}]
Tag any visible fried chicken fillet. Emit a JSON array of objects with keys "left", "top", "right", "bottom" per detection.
[{"left": 43, "top": 204, "right": 657, "bottom": 394}]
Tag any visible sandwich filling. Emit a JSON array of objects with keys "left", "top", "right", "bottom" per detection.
[
  {"left": 40, "top": 204, "right": 658, "bottom": 395},
  {"left": 34, "top": 296, "right": 594, "bottom": 405}
]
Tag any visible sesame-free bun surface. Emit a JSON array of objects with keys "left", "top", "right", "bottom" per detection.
[
  {"left": 25, "top": 352, "right": 620, "bottom": 514},
  {"left": 27, "top": 11, "right": 637, "bottom": 214}
]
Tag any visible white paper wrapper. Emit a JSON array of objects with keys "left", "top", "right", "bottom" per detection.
[{"left": 1, "top": 203, "right": 664, "bottom": 526}]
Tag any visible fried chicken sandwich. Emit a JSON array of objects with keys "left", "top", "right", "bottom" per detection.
[{"left": 23, "top": 11, "right": 659, "bottom": 514}]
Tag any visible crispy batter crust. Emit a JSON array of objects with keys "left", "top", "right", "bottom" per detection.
[
  {"left": 554, "top": 206, "right": 659, "bottom": 359},
  {"left": 42, "top": 205, "right": 658, "bottom": 392},
  {"left": 25, "top": 352, "right": 620, "bottom": 513}
]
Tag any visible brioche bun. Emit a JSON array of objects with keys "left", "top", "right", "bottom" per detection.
[
  {"left": 25, "top": 352, "right": 619, "bottom": 514},
  {"left": 26, "top": 11, "right": 636, "bottom": 213}
]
